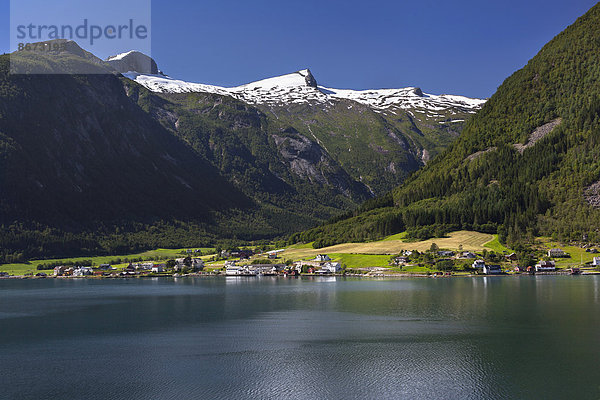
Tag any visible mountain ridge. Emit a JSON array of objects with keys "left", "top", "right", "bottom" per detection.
[{"left": 121, "top": 64, "right": 486, "bottom": 118}]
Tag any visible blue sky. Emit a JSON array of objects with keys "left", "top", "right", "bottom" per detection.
[{"left": 1, "top": 0, "right": 598, "bottom": 98}]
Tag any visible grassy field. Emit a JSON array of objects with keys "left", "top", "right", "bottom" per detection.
[
  {"left": 381, "top": 232, "right": 408, "bottom": 241},
  {"left": 0, "top": 247, "right": 217, "bottom": 276},
  {"left": 282, "top": 231, "right": 495, "bottom": 261},
  {"left": 483, "top": 235, "right": 512, "bottom": 253},
  {"left": 330, "top": 253, "right": 392, "bottom": 269}
]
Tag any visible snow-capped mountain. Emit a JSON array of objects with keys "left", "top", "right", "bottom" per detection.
[
  {"left": 109, "top": 50, "right": 486, "bottom": 200},
  {"left": 121, "top": 66, "right": 486, "bottom": 117}
]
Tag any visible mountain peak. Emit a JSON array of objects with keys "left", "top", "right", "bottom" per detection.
[
  {"left": 239, "top": 68, "right": 318, "bottom": 90},
  {"left": 106, "top": 50, "right": 158, "bottom": 75},
  {"left": 299, "top": 69, "right": 318, "bottom": 88}
]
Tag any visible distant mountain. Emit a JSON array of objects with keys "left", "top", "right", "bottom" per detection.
[
  {"left": 0, "top": 40, "right": 483, "bottom": 260},
  {"left": 296, "top": 3, "right": 600, "bottom": 248}
]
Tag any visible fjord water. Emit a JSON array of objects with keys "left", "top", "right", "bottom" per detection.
[{"left": 1, "top": 277, "right": 599, "bottom": 400}]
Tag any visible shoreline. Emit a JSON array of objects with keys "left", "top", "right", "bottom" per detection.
[{"left": 2, "top": 270, "right": 599, "bottom": 280}]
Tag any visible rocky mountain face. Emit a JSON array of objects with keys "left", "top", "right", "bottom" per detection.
[{"left": 106, "top": 51, "right": 159, "bottom": 75}]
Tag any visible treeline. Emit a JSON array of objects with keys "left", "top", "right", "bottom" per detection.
[
  {"left": 0, "top": 220, "right": 220, "bottom": 264},
  {"left": 37, "top": 260, "right": 93, "bottom": 270}
]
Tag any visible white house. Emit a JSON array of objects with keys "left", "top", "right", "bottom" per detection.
[
  {"left": 226, "top": 266, "right": 242, "bottom": 275},
  {"left": 319, "top": 262, "right": 342, "bottom": 274},
  {"left": 472, "top": 260, "right": 486, "bottom": 269},
  {"left": 394, "top": 256, "right": 410, "bottom": 265},
  {"left": 226, "top": 265, "right": 255, "bottom": 276},
  {"left": 175, "top": 258, "right": 185, "bottom": 264},
  {"left": 315, "top": 254, "right": 331, "bottom": 262},
  {"left": 72, "top": 267, "right": 93, "bottom": 277},
  {"left": 134, "top": 262, "right": 154, "bottom": 271},
  {"left": 53, "top": 266, "right": 68, "bottom": 276},
  {"left": 548, "top": 248, "right": 567, "bottom": 258},
  {"left": 535, "top": 260, "right": 556, "bottom": 272},
  {"left": 483, "top": 265, "right": 502, "bottom": 274},
  {"left": 592, "top": 257, "right": 600, "bottom": 266}
]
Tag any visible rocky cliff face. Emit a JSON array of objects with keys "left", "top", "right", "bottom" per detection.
[
  {"left": 133, "top": 89, "right": 372, "bottom": 222},
  {"left": 106, "top": 51, "right": 159, "bottom": 74}
]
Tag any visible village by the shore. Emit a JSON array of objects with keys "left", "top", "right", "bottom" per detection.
[{"left": 2, "top": 243, "right": 600, "bottom": 280}]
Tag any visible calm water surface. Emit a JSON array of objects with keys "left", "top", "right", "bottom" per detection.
[{"left": 1, "top": 276, "right": 600, "bottom": 399}]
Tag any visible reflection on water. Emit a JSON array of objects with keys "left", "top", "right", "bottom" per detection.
[{"left": 1, "top": 276, "right": 599, "bottom": 399}]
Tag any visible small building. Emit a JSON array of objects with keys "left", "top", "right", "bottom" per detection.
[
  {"left": 483, "top": 265, "right": 502, "bottom": 274},
  {"left": 548, "top": 248, "right": 567, "bottom": 258},
  {"left": 315, "top": 254, "right": 331, "bottom": 262},
  {"left": 232, "top": 250, "right": 254, "bottom": 259},
  {"left": 73, "top": 267, "right": 93, "bottom": 277},
  {"left": 592, "top": 257, "right": 600, "bottom": 266},
  {"left": 461, "top": 252, "right": 478, "bottom": 259},
  {"left": 318, "top": 262, "right": 342, "bottom": 274},
  {"left": 151, "top": 264, "right": 165, "bottom": 273},
  {"left": 535, "top": 260, "right": 556, "bottom": 272},
  {"left": 220, "top": 250, "right": 231, "bottom": 258},
  {"left": 53, "top": 266, "right": 70, "bottom": 276},
  {"left": 98, "top": 264, "right": 112, "bottom": 270},
  {"left": 225, "top": 265, "right": 242, "bottom": 275},
  {"left": 192, "top": 258, "right": 204, "bottom": 271},
  {"left": 122, "top": 264, "right": 136, "bottom": 275},
  {"left": 248, "top": 264, "right": 284, "bottom": 275},
  {"left": 437, "top": 251, "right": 455, "bottom": 257},
  {"left": 472, "top": 259, "right": 486, "bottom": 269},
  {"left": 505, "top": 253, "right": 518, "bottom": 261},
  {"left": 137, "top": 262, "right": 154, "bottom": 271},
  {"left": 394, "top": 256, "right": 410, "bottom": 265},
  {"left": 226, "top": 265, "right": 256, "bottom": 276}
]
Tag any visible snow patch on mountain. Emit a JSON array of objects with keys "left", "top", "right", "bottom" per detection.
[
  {"left": 107, "top": 51, "right": 137, "bottom": 61},
  {"left": 121, "top": 62, "right": 486, "bottom": 115},
  {"left": 322, "top": 87, "right": 486, "bottom": 114}
]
